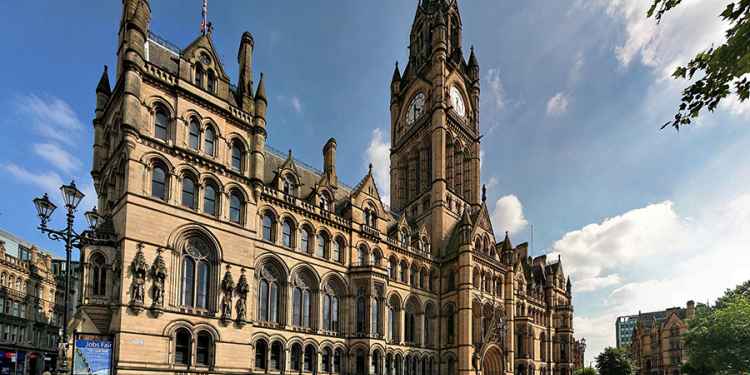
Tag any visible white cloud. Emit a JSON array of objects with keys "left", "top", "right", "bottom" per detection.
[
  {"left": 290, "top": 96, "right": 302, "bottom": 113},
  {"left": 33, "top": 143, "right": 81, "bottom": 173},
  {"left": 555, "top": 194, "right": 750, "bottom": 363},
  {"left": 491, "top": 194, "right": 528, "bottom": 235},
  {"left": 546, "top": 92, "right": 570, "bottom": 116},
  {"left": 486, "top": 68, "right": 505, "bottom": 111},
  {"left": 1, "top": 163, "right": 64, "bottom": 197},
  {"left": 15, "top": 94, "right": 83, "bottom": 145},
  {"left": 365, "top": 128, "right": 391, "bottom": 206},
  {"left": 721, "top": 94, "right": 750, "bottom": 119},
  {"left": 276, "top": 95, "right": 303, "bottom": 114}
]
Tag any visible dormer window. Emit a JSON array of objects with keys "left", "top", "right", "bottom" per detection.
[
  {"left": 283, "top": 175, "right": 297, "bottom": 196},
  {"left": 320, "top": 192, "right": 332, "bottom": 211},
  {"left": 207, "top": 70, "right": 216, "bottom": 94},
  {"left": 195, "top": 64, "right": 205, "bottom": 88},
  {"left": 364, "top": 204, "right": 377, "bottom": 227}
]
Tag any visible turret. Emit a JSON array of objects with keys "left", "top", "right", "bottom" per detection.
[
  {"left": 323, "top": 138, "right": 337, "bottom": 186},
  {"left": 117, "top": 0, "right": 151, "bottom": 78},
  {"left": 237, "top": 31, "right": 255, "bottom": 112},
  {"left": 468, "top": 46, "right": 480, "bottom": 82},
  {"left": 390, "top": 62, "right": 401, "bottom": 98},
  {"left": 250, "top": 73, "right": 268, "bottom": 183},
  {"left": 93, "top": 66, "right": 111, "bottom": 177},
  {"left": 95, "top": 66, "right": 112, "bottom": 117}
]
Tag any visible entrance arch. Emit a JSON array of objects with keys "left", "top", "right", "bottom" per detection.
[{"left": 482, "top": 346, "right": 504, "bottom": 375}]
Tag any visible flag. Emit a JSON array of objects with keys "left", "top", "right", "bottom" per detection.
[{"left": 201, "top": 0, "right": 208, "bottom": 34}]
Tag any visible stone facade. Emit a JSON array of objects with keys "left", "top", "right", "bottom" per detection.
[
  {"left": 629, "top": 301, "right": 695, "bottom": 375},
  {"left": 0, "top": 229, "right": 80, "bottom": 375},
  {"left": 571, "top": 339, "right": 585, "bottom": 370},
  {"left": 72, "top": 1, "right": 576, "bottom": 375}
]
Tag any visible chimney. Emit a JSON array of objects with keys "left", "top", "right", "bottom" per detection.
[
  {"left": 687, "top": 300, "right": 695, "bottom": 320},
  {"left": 237, "top": 32, "right": 255, "bottom": 112},
  {"left": 323, "top": 138, "right": 337, "bottom": 185}
]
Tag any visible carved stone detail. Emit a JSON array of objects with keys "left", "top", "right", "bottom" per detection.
[{"left": 129, "top": 243, "right": 148, "bottom": 312}]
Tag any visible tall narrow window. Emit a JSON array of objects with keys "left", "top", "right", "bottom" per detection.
[
  {"left": 282, "top": 220, "right": 294, "bottom": 248},
  {"left": 189, "top": 119, "right": 201, "bottom": 150},
  {"left": 291, "top": 344, "right": 302, "bottom": 371},
  {"left": 304, "top": 345, "right": 315, "bottom": 372},
  {"left": 182, "top": 176, "right": 196, "bottom": 209},
  {"left": 389, "top": 305, "right": 397, "bottom": 342},
  {"left": 181, "top": 237, "right": 212, "bottom": 309},
  {"left": 196, "top": 332, "right": 212, "bottom": 366},
  {"left": 204, "top": 126, "right": 215, "bottom": 156},
  {"left": 175, "top": 328, "right": 191, "bottom": 366},
  {"left": 152, "top": 164, "right": 167, "bottom": 200},
  {"left": 334, "top": 349, "right": 343, "bottom": 374},
  {"left": 300, "top": 227, "right": 311, "bottom": 253},
  {"left": 356, "top": 293, "right": 366, "bottom": 334},
  {"left": 203, "top": 182, "right": 218, "bottom": 216},
  {"left": 332, "top": 238, "right": 343, "bottom": 263},
  {"left": 231, "top": 140, "right": 244, "bottom": 172},
  {"left": 358, "top": 246, "right": 367, "bottom": 266},
  {"left": 207, "top": 69, "right": 216, "bottom": 93},
  {"left": 262, "top": 213, "right": 275, "bottom": 242},
  {"left": 91, "top": 254, "right": 107, "bottom": 297},
  {"left": 372, "top": 297, "right": 381, "bottom": 336},
  {"left": 229, "top": 191, "right": 243, "bottom": 224},
  {"left": 323, "top": 348, "right": 332, "bottom": 373},
  {"left": 255, "top": 340, "right": 267, "bottom": 370},
  {"left": 271, "top": 342, "right": 283, "bottom": 371},
  {"left": 154, "top": 106, "right": 169, "bottom": 141},
  {"left": 257, "top": 264, "right": 281, "bottom": 323},
  {"left": 181, "top": 257, "right": 195, "bottom": 306},
  {"left": 195, "top": 64, "right": 205, "bottom": 88},
  {"left": 316, "top": 233, "right": 327, "bottom": 258},
  {"left": 283, "top": 175, "right": 296, "bottom": 196}
]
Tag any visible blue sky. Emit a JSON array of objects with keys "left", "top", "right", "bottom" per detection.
[{"left": 1, "top": 0, "right": 749, "bottom": 363}]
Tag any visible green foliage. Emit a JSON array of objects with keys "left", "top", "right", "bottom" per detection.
[
  {"left": 595, "top": 347, "right": 633, "bottom": 375},
  {"left": 574, "top": 368, "right": 598, "bottom": 375},
  {"left": 648, "top": 0, "right": 750, "bottom": 130},
  {"left": 682, "top": 281, "right": 750, "bottom": 374}
]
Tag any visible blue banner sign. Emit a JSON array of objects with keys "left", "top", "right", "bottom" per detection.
[{"left": 73, "top": 338, "right": 113, "bottom": 375}]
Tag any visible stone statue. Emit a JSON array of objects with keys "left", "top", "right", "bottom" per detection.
[
  {"left": 150, "top": 248, "right": 167, "bottom": 309},
  {"left": 220, "top": 265, "right": 235, "bottom": 321},
  {"left": 235, "top": 268, "right": 249, "bottom": 323},
  {"left": 130, "top": 243, "right": 148, "bottom": 309}
]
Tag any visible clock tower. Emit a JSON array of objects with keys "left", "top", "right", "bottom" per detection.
[{"left": 389, "top": 0, "right": 481, "bottom": 254}]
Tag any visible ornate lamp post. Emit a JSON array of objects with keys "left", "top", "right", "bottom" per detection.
[{"left": 32, "top": 181, "right": 102, "bottom": 374}]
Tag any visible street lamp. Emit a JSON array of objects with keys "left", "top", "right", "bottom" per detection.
[{"left": 32, "top": 181, "right": 102, "bottom": 375}]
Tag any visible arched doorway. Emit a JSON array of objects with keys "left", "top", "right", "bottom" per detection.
[{"left": 482, "top": 346, "right": 504, "bottom": 375}]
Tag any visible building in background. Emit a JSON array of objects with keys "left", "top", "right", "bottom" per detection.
[
  {"left": 615, "top": 314, "right": 639, "bottom": 349},
  {"left": 0, "top": 229, "right": 81, "bottom": 375},
  {"left": 572, "top": 338, "right": 586, "bottom": 370},
  {"left": 629, "top": 301, "right": 696, "bottom": 375}
]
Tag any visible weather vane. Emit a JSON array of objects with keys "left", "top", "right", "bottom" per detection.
[{"left": 200, "top": 0, "right": 213, "bottom": 35}]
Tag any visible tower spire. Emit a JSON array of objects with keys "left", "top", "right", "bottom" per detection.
[{"left": 201, "top": 0, "right": 212, "bottom": 35}]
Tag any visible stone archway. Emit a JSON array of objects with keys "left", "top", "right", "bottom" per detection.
[{"left": 481, "top": 346, "right": 504, "bottom": 375}]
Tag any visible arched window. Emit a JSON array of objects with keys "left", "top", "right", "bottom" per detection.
[
  {"left": 388, "top": 303, "right": 398, "bottom": 342},
  {"left": 174, "top": 328, "right": 192, "bottom": 366},
  {"left": 410, "top": 267, "right": 417, "bottom": 287},
  {"left": 231, "top": 140, "right": 244, "bottom": 172},
  {"left": 320, "top": 192, "right": 331, "bottom": 211},
  {"left": 154, "top": 105, "right": 169, "bottom": 141},
  {"left": 91, "top": 254, "right": 107, "bottom": 297},
  {"left": 292, "top": 284, "right": 311, "bottom": 328},
  {"left": 261, "top": 212, "right": 275, "bottom": 242},
  {"left": 446, "top": 305, "right": 456, "bottom": 344},
  {"left": 334, "top": 349, "right": 343, "bottom": 374},
  {"left": 204, "top": 126, "right": 215, "bottom": 156},
  {"left": 389, "top": 258, "right": 398, "bottom": 280},
  {"left": 303, "top": 345, "right": 315, "bottom": 372},
  {"left": 181, "top": 175, "right": 197, "bottom": 209},
  {"left": 203, "top": 181, "right": 218, "bottom": 216},
  {"left": 356, "top": 349, "right": 366, "bottom": 375},
  {"left": 255, "top": 340, "right": 267, "bottom": 370},
  {"left": 357, "top": 245, "right": 367, "bottom": 266},
  {"left": 229, "top": 190, "right": 244, "bottom": 224},
  {"left": 323, "top": 285, "right": 340, "bottom": 333},
  {"left": 540, "top": 333, "right": 547, "bottom": 362},
  {"left": 371, "top": 351, "right": 382, "bottom": 375},
  {"left": 400, "top": 261, "right": 408, "bottom": 283},
  {"left": 300, "top": 226, "right": 312, "bottom": 253},
  {"left": 405, "top": 308, "right": 416, "bottom": 343},
  {"left": 195, "top": 64, "right": 205, "bottom": 88},
  {"left": 291, "top": 343, "right": 302, "bottom": 371},
  {"left": 400, "top": 229, "right": 409, "bottom": 248},
  {"left": 371, "top": 296, "right": 382, "bottom": 336},
  {"left": 195, "top": 331, "right": 212, "bottom": 366},
  {"left": 189, "top": 119, "right": 201, "bottom": 150},
  {"left": 283, "top": 174, "right": 297, "bottom": 196},
  {"left": 257, "top": 264, "right": 281, "bottom": 323},
  {"left": 180, "top": 237, "right": 212, "bottom": 309},
  {"left": 371, "top": 249, "right": 382, "bottom": 266},
  {"left": 425, "top": 304, "right": 435, "bottom": 347},
  {"left": 332, "top": 237, "right": 344, "bottom": 263},
  {"left": 323, "top": 348, "right": 333, "bottom": 373},
  {"left": 356, "top": 290, "right": 366, "bottom": 334},
  {"left": 419, "top": 269, "right": 426, "bottom": 289},
  {"left": 151, "top": 163, "right": 168, "bottom": 200},
  {"left": 316, "top": 233, "right": 328, "bottom": 258},
  {"left": 282, "top": 219, "right": 294, "bottom": 248},
  {"left": 207, "top": 69, "right": 216, "bottom": 94},
  {"left": 270, "top": 342, "right": 283, "bottom": 371}
]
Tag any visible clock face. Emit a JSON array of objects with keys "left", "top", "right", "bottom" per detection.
[
  {"left": 450, "top": 86, "right": 466, "bottom": 118},
  {"left": 406, "top": 93, "right": 427, "bottom": 126},
  {"left": 200, "top": 53, "right": 211, "bottom": 66}
]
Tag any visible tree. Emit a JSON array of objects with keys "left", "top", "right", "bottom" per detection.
[
  {"left": 681, "top": 281, "right": 750, "bottom": 374},
  {"left": 648, "top": 0, "right": 750, "bottom": 130},
  {"left": 595, "top": 347, "right": 633, "bottom": 375},
  {"left": 574, "top": 368, "right": 598, "bottom": 375}
]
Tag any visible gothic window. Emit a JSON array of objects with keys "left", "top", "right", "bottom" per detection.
[
  {"left": 231, "top": 139, "right": 244, "bottom": 172},
  {"left": 229, "top": 190, "right": 244, "bottom": 224},
  {"left": 195, "top": 331, "right": 213, "bottom": 366},
  {"left": 206, "top": 69, "right": 216, "bottom": 94},
  {"left": 282, "top": 219, "right": 295, "bottom": 248},
  {"left": 154, "top": 105, "right": 169, "bottom": 141},
  {"left": 174, "top": 328, "right": 192, "bottom": 366},
  {"left": 204, "top": 126, "right": 216, "bottom": 156},
  {"left": 151, "top": 163, "right": 168, "bottom": 201},
  {"left": 400, "top": 229, "right": 409, "bottom": 248},
  {"left": 386, "top": 354, "right": 393, "bottom": 375},
  {"left": 283, "top": 174, "right": 297, "bottom": 196},
  {"left": 357, "top": 245, "right": 368, "bottom": 266},
  {"left": 257, "top": 264, "right": 281, "bottom": 323},
  {"left": 332, "top": 237, "right": 344, "bottom": 263},
  {"left": 303, "top": 345, "right": 315, "bottom": 372},
  {"left": 425, "top": 304, "right": 435, "bottom": 347},
  {"left": 300, "top": 226, "right": 312, "bottom": 253},
  {"left": 203, "top": 181, "right": 218, "bottom": 216},
  {"left": 389, "top": 257, "right": 398, "bottom": 280},
  {"left": 410, "top": 267, "right": 417, "bottom": 287},
  {"left": 446, "top": 304, "right": 456, "bottom": 344},
  {"left": 404, "top": 304, "right": 416, "bottom": 344},
  {"left": 90, "top": 253, "right": 107, "bottom": 297},
  {"left": 322, "top": 348, "right": 333, "bottom": 373},
  {"left": 364, "top": 204, "right": 378, "bottom": 227},
  {"left": 356, "top": 289, "right": 366, "bottom": 334},
  {"left": 371, "top": 249, "right": 382, "bottom": 266},
  {"left": 292, "top": 284, "right": 311, "bottom": 328},
  {"left": 320, "top": 191, "right": 332, "bottom": 211},
  {"left": 181, "top": 175, "right": 197, "bottom": 209},
  {"left": 419, "top": 268, "right": 426, "bottom": 290},
  {"left": 323, "top": 284, "right": 340, "bottom": 333},
  {"left": 334, "top": 349, "right": 343, "bottom": 374},
  {"left": 291, "top": 343, "right": 302, "bottom": 371},
  {"left": 540, "top": 333, "right": 547, "bottom": 362},
  {"left": 316, "top": 232, "right": 328, "bottom": 258},
  {"left": 356, "top": 349, "right": 366, "bottom": 375},
  {"left": 261, "top": 212, "right": 276, "bottom": 242},
  {"left": 180, "top": 237, "right": 212, "bottom": 310},
  {"left": 195, "top": 64, "right": 204, "bottom": 88},
  {"left": 270, "top": 341, "right": 283, "bottom": 371},
  {"left": 400, "top": 261, "right": 408, "bottom": 283},
  {"left": 388, "top": 302, "right": 398, "bottom": 342},
  {"left": 371, "top": 351, "right": 382, "bottom": 375},
  {"left": 189, "top": 119, "right": 201, "bottom": 150},
  {"left": 371, "top": 295, "right": 382, "bottom": 336},
  {"left": 254, "top": 339, "right": 267, "bottom": 370}
]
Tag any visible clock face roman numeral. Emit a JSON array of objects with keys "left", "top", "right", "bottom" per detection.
[
  {"left": 450, "top": 86, "right": 466, "bottom": 118},
  {"left": 407, "top": 92, "right": 427, "bottom": 126}
]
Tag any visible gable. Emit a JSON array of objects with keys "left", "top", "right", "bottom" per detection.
[{"left": 182, "top": 34, "right": 229, "bottom": 80}]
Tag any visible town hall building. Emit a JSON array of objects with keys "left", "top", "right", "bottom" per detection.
[{"left": 72, "top": 1, "right": 576, "bottom": 374}]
